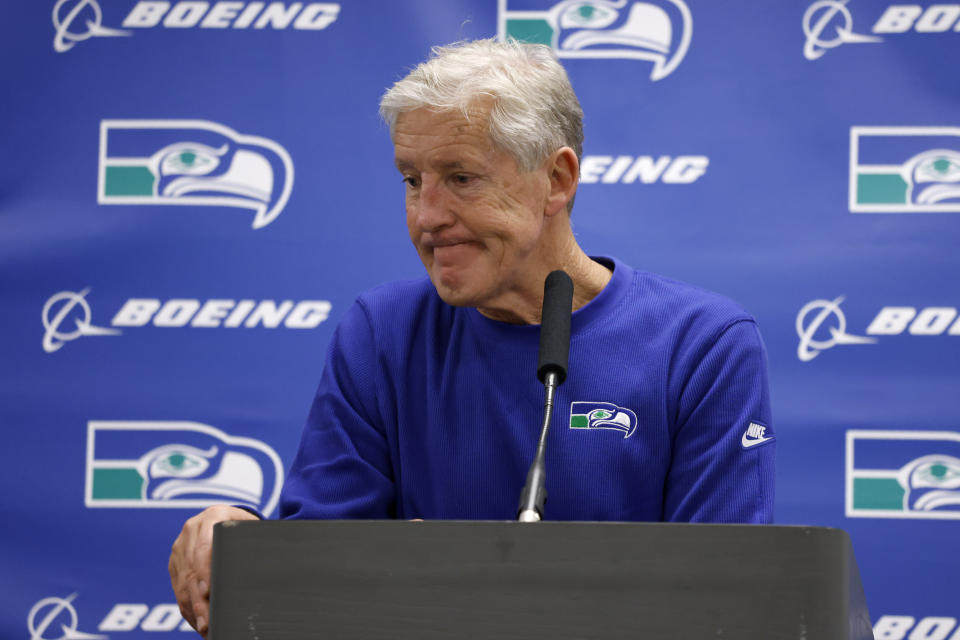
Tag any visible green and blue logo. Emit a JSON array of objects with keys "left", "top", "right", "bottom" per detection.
[
  {"left": 846, "top": 430, "right": 960, "bottom": 519},
  {"left": 850, "top": 127, "right": 960, "bottom": 213},
  {"left": 498, "top": 0, "right": 692, "bottom": 81},
  {"left": 570, "top": 401, "right": 638, "bottom": 438},
  {"left": 85, "top": 420, "right": 284, "bottom": 516},
  {"left": 98, "top": 119, "right": 294, "bottom": 229}
]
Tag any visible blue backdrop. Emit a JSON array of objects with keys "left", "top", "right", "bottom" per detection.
[{"left": 4, "top": 1, "right": 959, "bottom": 637}]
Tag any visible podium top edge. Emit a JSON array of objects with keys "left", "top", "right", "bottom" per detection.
[{"left": 217, "top": 520, "right": 850, "bottom": 536}]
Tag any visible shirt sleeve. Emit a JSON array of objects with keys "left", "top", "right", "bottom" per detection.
[
  {"left": 663, "top": 319, "right": 775, "bottom": 523},
  {"left": 278, "top": 300, "right": 396, "bottom": 519}
]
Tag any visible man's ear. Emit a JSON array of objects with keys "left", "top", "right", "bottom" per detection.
[{"left": 543, "top": 147, "right": 579, "bottom": 218}]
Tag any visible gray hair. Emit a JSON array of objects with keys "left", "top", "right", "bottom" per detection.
[{"left": 379, "top": 38, "right": 583, "bottom": 173}]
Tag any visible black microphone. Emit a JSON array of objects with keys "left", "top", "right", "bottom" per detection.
[
  {"left": 537, "top": 270, "right": 573, "bottom": 385},
  {"left": 517, "top": 270, "right": 573, "bottom": 522}
]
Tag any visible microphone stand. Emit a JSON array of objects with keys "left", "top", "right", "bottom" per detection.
[
  {"left": 517, "top": 370, "right": 559, "bottom": 522},
  {"left": 516, "top": 270, "right": 572, "bottom": 522}
]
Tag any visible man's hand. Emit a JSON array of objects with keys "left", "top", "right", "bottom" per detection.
[{"left": 169, "top": 505, "right": 259, "bottom": 637}]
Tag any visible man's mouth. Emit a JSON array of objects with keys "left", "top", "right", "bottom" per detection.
[
  {"left": 424, "top": 235, "right": 473, "bottom": 248},
  {"left": 432, "top": 241, "right": 476, "bottom": 261}
]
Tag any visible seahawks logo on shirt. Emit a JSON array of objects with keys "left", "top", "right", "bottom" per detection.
[{"left": 569, "top": 401, "right": 638, "bottom": 439}]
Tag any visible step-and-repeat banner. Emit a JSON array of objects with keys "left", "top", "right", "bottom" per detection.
[{"left": 3, "top": 1, "right": 958, "bottom": 637}]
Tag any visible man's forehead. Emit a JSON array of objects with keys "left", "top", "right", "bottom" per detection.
[
  {"left": 393, "top": 106, "right": 496, "bottom": 167},
  {"left": 394, "top": 157, "right": 467, "bottom": 171},
  {"left": 394, "top": 106, "right": 490, "bottom": 137}
]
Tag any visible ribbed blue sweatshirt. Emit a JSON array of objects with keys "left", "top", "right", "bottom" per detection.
[{"left": 280, "top": 257, "right": 774, "bottom": 523}]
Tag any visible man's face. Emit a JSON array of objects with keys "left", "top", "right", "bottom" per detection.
[{"left": 393, "top": 105, "right": 550, "bottom": 312}]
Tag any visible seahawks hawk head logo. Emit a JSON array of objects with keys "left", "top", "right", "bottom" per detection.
[
  {"left": 898, "top": 454, "right": 960, "bottom": 512},
  {"left": 139, "top": 443, "right": 266, "bottom": 506},
  {"left": 902, "top": 149, "right": 960, "bottom": 206},
  {"left": 98, "top": 119, "right": 293, "bottom": 229},
  {"left": 501, "top": 0, "right": 692, "bottom": 81},
  {"left": 86, "top": 420, "right": 284, "bottom": 516},
  {"left": 570, "top": 401, "right": 638, "bottom": 438}
]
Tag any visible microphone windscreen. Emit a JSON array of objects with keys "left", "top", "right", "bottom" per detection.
[{"left": 537, "top": 270, "right": 574, "bottom": 384}]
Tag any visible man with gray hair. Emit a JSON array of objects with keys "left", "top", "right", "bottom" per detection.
[{"left": 170, "top": 38, "right": 774, "bottom": 637}]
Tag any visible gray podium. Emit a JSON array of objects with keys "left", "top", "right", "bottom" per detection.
[{"left": 209, "top": 520, "right": 873, "bottom": 640}]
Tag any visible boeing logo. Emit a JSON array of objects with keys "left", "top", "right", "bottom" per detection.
[
  {"left": 42, "top": 289, "right": 332, "bottom": 353},
  {"left": 802, "top": 0, "right": 880, "bottom": 61},
  {"left": 26, "top": 597, "right": 195, "bottom": 635},
  {"left": 42, "top": 288, "right": 121, "bottom": 354},
  {"left": 796, "top": 297, "right": 960, "bottom": 361},
  {"left": 874, "top": 616, "right": 960, "bottom": 639},
  {"left": 803, "top": 1, "right": 960, "bottom": 61},
  {"left": 53, "top": 0, "right": 340, "bottom": 52},
  {"left": 27, "top": 593, "right": 107, "bottom": 640},
  {"left": 579, "top": 154, "right": 708, "bottom": 184},
  {"left": 796, "top": 297, "right": 876, "bottom": 362},
  {"left": 52, "top": 0, "right": 130, "bottom": 53}
]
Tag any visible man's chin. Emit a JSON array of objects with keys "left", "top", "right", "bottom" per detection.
[
  {"left": 432, "top": 282, "right": 478, "bottom": 308},
  {"left": 428, "top": 271, "right": 482, "bottom": 308}
]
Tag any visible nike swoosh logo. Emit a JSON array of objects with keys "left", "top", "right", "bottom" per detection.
[{"left": 742, "top": 433, "right": 773, "bottom": 448}]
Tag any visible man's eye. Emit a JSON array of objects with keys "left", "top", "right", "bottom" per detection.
[
  {"left": 452, "top": 174, "right": 472, "bottom": 185},
  {"left": 403, "top": 176, "right": 420, "bottom": 188}
]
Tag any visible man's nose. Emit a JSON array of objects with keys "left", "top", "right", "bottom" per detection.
[{"left": 413, "top": 176, "right": 455, "bottom": 231}]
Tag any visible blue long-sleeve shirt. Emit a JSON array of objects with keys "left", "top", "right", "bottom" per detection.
[{"left": 280, "top": 257, "right": 775, "bottom": 522}]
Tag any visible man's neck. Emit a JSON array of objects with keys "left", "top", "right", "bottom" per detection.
[{"left": 476, "top": 238, "right": 613, "bottom": 325}]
